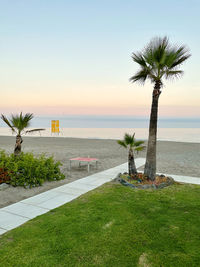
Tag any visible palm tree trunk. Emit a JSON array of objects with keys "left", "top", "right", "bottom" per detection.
[
  {"left": 128, "top": 148, "right": 137, "bottom": 175},
  {"left": 144, "top": 81, "right": 161, "bottom": 180},
  {"left": 14, "top": 135, "right": 23, "bottom": 156}
]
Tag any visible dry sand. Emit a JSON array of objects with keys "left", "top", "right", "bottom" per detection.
[{"left": 0, "top": 136, "right": 200, "bottom": 208}]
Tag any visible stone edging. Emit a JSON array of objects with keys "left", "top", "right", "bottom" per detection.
[{"left": 113, "top": 173, "right": 175, "bottom": 189}]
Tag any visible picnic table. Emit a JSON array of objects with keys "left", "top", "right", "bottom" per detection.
[{"left": 69, "top": 157, "right": 99, "bottom": 172}]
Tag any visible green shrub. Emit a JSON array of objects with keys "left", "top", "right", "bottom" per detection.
[{"left": 0, "top": 150, "right": 65, "bottom": 187}]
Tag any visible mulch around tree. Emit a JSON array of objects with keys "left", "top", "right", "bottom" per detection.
[{"left": 114, "top": 172, "right": 175, "bottom": 189}]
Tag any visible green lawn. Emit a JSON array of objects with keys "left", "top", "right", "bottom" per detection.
[{"left": 1, "top": 183, "right": 200, "bottom": 267}]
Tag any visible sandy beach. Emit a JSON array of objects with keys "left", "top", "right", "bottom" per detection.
[{"left": 0, "top": 136, "right": 200, "bottom": 208}]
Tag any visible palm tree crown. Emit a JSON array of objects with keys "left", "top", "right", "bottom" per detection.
[
  {"left": 117, "top": 133, "right": 145, "bottom": 152},
  {"left": 130, "top": 36, "right": 191, "bottom": 87},
  {"left": 1, "top": 112, "right": 44, "bottom": 135}
]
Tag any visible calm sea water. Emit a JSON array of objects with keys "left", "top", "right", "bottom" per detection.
[{"left": 0, "top": 116, "right": 200, "bottom": 143}]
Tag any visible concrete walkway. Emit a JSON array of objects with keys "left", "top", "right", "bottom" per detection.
[
  {"left": 0, "top": 157, "right": 199, "bottom": 236},
  {"left": 161, "top": 173, "right": 200, "bottom": 185}
]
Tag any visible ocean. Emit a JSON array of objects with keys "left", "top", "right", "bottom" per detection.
[{"left": 0, "top": 116, "right": 200, "bottom": 143}]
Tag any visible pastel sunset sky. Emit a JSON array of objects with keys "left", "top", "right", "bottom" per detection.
[{"left": 1, "top": 0, "right": 200, "bottom": 117}]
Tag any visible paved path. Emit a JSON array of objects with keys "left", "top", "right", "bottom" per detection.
[
  {"left": 0, "top": 157, "right": 199, "bottom": 236},
  {"left": 161, "top": 173, "right": 200, "bottom": 185}
]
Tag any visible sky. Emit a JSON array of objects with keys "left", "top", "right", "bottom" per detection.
[{"left": 0, "top": 0, "right": 200, "bottom": 117}]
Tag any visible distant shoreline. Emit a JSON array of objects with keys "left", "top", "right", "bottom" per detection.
[
  {"left": 0, "top": 127, "right": 200, "bottom": 144},
  {"left": 0, "top": 134, "right": 200, "bottom": 144}
]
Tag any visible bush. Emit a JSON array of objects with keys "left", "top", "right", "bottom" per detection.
[{"left": 0, "top": 150, "right": 65, "bottom": 187}]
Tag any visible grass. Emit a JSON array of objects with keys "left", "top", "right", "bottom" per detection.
[{"left": 1, "top": 183, "right": 200, "bottom": 266}]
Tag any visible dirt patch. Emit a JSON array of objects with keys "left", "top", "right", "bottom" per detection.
[{"left": 138, "top": 253, "right": 151, "bottom": 267}]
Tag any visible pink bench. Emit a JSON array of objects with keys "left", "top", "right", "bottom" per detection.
[{"left": 69, "top": 157, "right": 99, "bottom": 172}]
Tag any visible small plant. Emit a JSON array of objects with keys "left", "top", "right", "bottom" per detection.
[
  {"left": 1, "top": 112, "right": 45, "bottom": 156},
  {"left": 117, "top": 133, "right": 145, "bottom": 175},
  {"left": 0, "top": 150, "right": 65, "bottom": 187}
]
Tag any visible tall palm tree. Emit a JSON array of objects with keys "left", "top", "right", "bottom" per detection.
[
  {"left": 130, "top": 36, "right": 190, "bottom": 180},
  {"left": 117, "top": 133, "right": 145, "bottom": 175},
  {"left": 1, "top": 112, "right": 45, "bottom": 156}
]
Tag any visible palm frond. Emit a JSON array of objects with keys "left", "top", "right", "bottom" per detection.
[
  {"left": 124, "top": 133, "right": 135, "bottom": 146},
  {"left": 151, "top": 36, "right": 168, "bottom": 65},
  {"left": 11, "top": 114, "right": 20, "bottom": 128},
  {"left": 1, "top": 114, "right": 16, "bottom": 133},
  {"left": 164, "top": 51, "right": 177, "bottom": 68},
  {"left": 166, "top": 46, "right": 190, "bottom": 69},
  {"left": 165, "top": 70, "right": 183, "bottom": 79},
  {"left": 130, "top": 69, "right": 149, "bottom": 84},
  {"left": 134, "top": 140, "right": 145, "bottom": 147},
  {"left": 23, "top": 113, "right": 34, "bottom": 128},
  {"left": 135, "top": 146, "right": 145, "bottom": 152},
  {"left": 117, "top": 140, "right": 127, "bottom": 148},
  {"left": 170, "top": 55, "right": 191, "bottom": 69},
  {"left": 25, "top": 128, "right": 45, "bottom": 134},
  {"left": 132, "top": 52, "right": 147, "bottom": 67},
  {"left": 135, "top": 145, "right": 145, "bottom": 154}
]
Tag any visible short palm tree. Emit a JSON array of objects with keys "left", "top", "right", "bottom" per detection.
[
  {"left": 117, "top": 133, "right": 145, "bottom": 175},
  {"left": 130, "top": 36, "right": 190, "bottom": 180},
  {"left": 1, "top": 112, "right": 45, "bottom": 156}
]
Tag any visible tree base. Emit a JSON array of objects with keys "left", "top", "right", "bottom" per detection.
[{"left": 115, "top": 172, "right": 175, "bottom": 189}]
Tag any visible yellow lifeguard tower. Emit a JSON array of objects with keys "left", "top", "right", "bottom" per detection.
[{"left": 51, "top": 120, "right": 59, "bottom": 135}]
